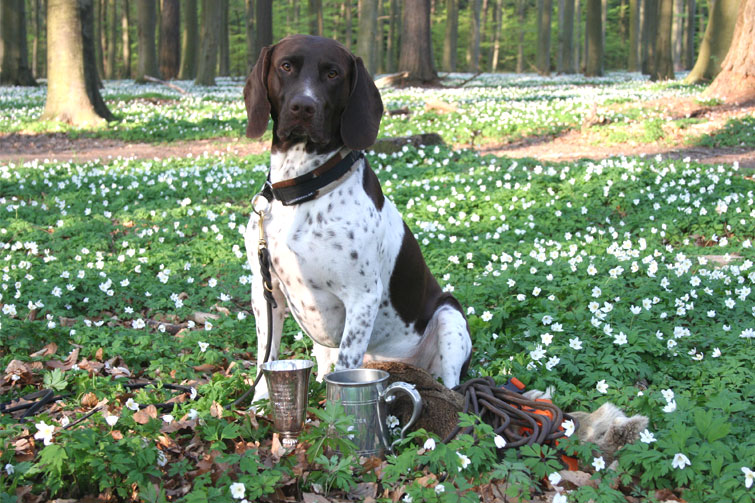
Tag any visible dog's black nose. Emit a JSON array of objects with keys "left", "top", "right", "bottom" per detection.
[{"left": 289, "top": 95, "right": 316, "bottom": 120}]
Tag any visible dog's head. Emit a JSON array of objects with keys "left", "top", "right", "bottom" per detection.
[{"left": 244, "top": 35, "right": 384, "bottom": 153}]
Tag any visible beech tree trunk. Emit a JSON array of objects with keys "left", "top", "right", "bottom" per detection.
[
  {"left": 42, "top": 0, "right": 111, "bottom": 125},
  {"left": 536, "top": 0, "right": 552, "bottom": 75},
  {"left": 255, "top": 0, "right": 272, "bottom": 57},
  {"left": 585, "top": 0, "right": 603, "bottom": 76},
  {"left": 159, "top": 0, "right": 180, "bottom": 79},
  {"left": 343, "top": 0, "right": 352, "bottom": 49},
  {"left": 121, "top": 0, "right": 131, "bottom": 78},
  {"left": 136, "top": 0, "right": 159, "bottom": 81},
  {"left": 707, "top": 0, "right": 755, "bottom": 102},
  {"left": 80, "top": 0, "right": 111, "bottom": 115},
  {"left": 309, "top": 0, "right": 323, "bottom": 36},
  {"left": 651, "top": 0, "right": 674, "bottom": 80},
  {"left": 245, "top": 0, "right": 255, "bottom": 74},
  {"left": 106, "top": 0, "right": 117, "bottom": 79},
  {"left": 443, "top": 0, "right": 458, "bottom": 71},
  {"left": 357, "top": 0, "right": 379, "bottom": 75},
  {"left": 219, "top": 0, "right": 230, "bottom": 76},
  {"left": 641, "top": 0, "right": 657, "bottom": 74},
  {"left": 386, "top": 0, "right": 399, "bottom": 72},
  {"left": 684, "top": 0, "right": 696, "bottom": 69},
  {"left": 628, "top": 0, "right": 640, "bottom": 70},
  {"left": 490, "top": 0, "right": 503, "bottom": 71},
  {"left": 467, "top": 0, "right": 481, "bottom": 71},
  {"left": 94, "top": 0, "right": 104, "bottom": 79},
  {"left": 1, "top": 0, "right": 38, "bottom": 85},
  {"left": 195, "top": 0, "right": 221, "bottom": 85},
  {"left": 685, "top": 0, "right": 740, "bottom": 83},
  {"left": 516, "top": 0, "right": 526, "bottom": 72},
  {"left": 559, "top": 0, "right": 576, "bottom": 73},
  {"left": 179, "top": 0, "right": 197, "bottom": 79},
  {"left": 398, "top": 0, "right": 437, "bottom": 84}
]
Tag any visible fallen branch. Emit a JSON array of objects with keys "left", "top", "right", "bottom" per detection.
[{"left": 144, "top": 75, "right": 189, "bottom": 95}]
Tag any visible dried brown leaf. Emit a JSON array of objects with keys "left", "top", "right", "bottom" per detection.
[
  {"left": 210, "top": 401, "right": 224, "bottom": 418},
  {"left": 132, "top": 405, "right": 159, "bottom": 424},
  {"left": 80, "top": 392, "right": 99, "bottom": 408},
  {"left": 559, "top": 470, "right": 598, "bottom": 489},
  {"left": 191, "top": 311, "right": 220, "bottom": 324},
  {"left": 30, "top": 342, "right": 58, "bottom": 358}
]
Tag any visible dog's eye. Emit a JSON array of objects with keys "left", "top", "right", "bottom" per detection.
[
  {"left": 281, "top": 62, "right": 292, "bottom": 72},
  {"left": 327, "top": 70, "right": 338, "bottom": 79}
]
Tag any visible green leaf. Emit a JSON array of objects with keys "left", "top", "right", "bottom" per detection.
[{"left": 39, "top": 444, "right": 68, "bottom": 477}]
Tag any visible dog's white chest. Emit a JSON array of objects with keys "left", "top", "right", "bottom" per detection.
[{"left": 245, "top": 158, "right": 404, "bottom": 349}]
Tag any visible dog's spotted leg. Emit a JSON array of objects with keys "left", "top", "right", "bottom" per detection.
[
  {"left": 334, "top": 290, "right": 381, "bottom": 371},
  {"left": 426, "top": 305, "right": 472, "bottom": 388}
]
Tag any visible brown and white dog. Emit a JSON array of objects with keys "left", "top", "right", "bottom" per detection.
[{"left": 243, "top": 35, "right": 472, "bottom": 403}]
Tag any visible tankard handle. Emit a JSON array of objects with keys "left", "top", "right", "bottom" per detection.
[{"left": 381, "top": 382, "right": 423, "bottom": 453}]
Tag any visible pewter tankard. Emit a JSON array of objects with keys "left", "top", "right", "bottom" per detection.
[{"left": 324, "top": 368, "right": 422, "bottom": 458}]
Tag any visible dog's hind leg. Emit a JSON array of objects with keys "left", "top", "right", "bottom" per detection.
[{"left": 426, "top": 305, "right": 472, "bottom": 388}]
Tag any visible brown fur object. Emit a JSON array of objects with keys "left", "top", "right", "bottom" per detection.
[
  {"left": 569, "top": 402, "right": 649, "bottom": 463},
  {"left": 364, "top": 361, "right": 463, "bottom": 440}
]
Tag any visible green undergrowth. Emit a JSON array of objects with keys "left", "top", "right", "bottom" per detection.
[{"left": 1, "top": 145, "right": 753, "bottom": 502}]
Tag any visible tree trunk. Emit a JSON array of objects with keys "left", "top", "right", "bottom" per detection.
[
  {"left": 159, "top": 0, "right": 180, "bottom": 79},
  {"left": 136, "top": 0, "right": 159, "bottom": 81},
  {"left": 559, "top": 0, "right": 576, "bottom": 73},
  {"left": 467, "top": 0, "right": 481, "bottom": 71},
  {"left": 684, "top": 0, "right": 695, "bottom": 69},
  {"left": 309, "top": 0, "right": 323, "bottom": 36},
  {"left": 94, "top": 0, "right": 104, "bottom": 79},
  {"left": 574, "top": 0, "right": 584, "bottom": 73},
  {"left": 121, "top": 0, "right": 131, "bottom": 77},
  {"left": 106, "top": 0, "right": 117, "bottom": 79},
  {"left": 629, "top": 0, "right": 640, "bottom": 70},
  {"left": 651, "top": 0, "right": 674, "bottom": 80},
  {"left": 32, "top": 0, "right": 43, "bottom": 78},
  {"left": 584, "top": 0, "right": 603, "bottom": 76},
  {"left": 80, "top": 0, "right": 112, "bottom": 117},
  {"left": 641, "top": 0, "right": 657, "bottom": 73},
  {"left": 386, "top": 0, "right": 399, "bottom": 72},
  {"left": 398, "top": 0, "right": 437, "bottom": 83},
  {"left": 601, "top": 0, "right": 607, "bottom": 71},
  {"left": 245, "top": 0, "right": 255, "bottom": 74},
  {"left": 255, "top": 0, "right": 272, "bottom": 55},
  {"left": 357, "top": 0, "right": 379, "bottom": 75},
  {"left": 536, "top": 0, "right": 552, "bottom": 75},
  {"left": 42, "top": 0, "right": 111, "bottom": 125},
  {"left": 685, "top": 0, "right": 740, "bottom": 83},
  {"left": 442, "top": 0, "right": 458, "bottom": 71},
  {"left": 218, "top": 0, "right": 230, "bottom": 76},
  {"left": 195, "top": 0, "right": 221, "bottom": 85},
  {"left": 178, "top": 0, "right": 197, "bottom": 79},
  {"left": 344, "top": 0, "right": 353, "bottom": 49},
  {"left": 707, "top": 0, "right": 755, "bottom": 101},
  {"left": 672, "top": 0, "right": 683, "bottom": 68},
  {"left": 516, "top": 0, "right": 526, "bottom": 72},
  {"left": 1, "top": 0, "right": 38, "bottom": 85},
  {"left": 490, "top": 0, "right": 503, "bottom": 71}
]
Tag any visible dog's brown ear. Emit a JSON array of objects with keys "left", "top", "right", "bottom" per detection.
[
  {"left": 244, "top": 45, "right": 273, "bottom": 139},
  {"left": 341, "top": 56, "right": 384, "bottom": 150}
]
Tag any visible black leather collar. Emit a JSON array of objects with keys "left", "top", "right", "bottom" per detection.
[{"left": 260, "top": 150, "right": 363, "bottom": 206}]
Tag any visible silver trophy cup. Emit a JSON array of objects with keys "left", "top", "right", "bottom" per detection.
[
  {"left": 324, "top": 368, "right": 422, "bottom": 458},
  {"left": 261, "top": 359, "right": 314, "bottom": 448}
]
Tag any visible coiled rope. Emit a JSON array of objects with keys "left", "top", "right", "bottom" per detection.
[{"left": 442, "top": 377, "right": 578, "bottom": 448}]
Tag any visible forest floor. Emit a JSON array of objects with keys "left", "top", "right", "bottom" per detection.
[{"left": 1, "top": 97, "right": 753, "bottom": 170}]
